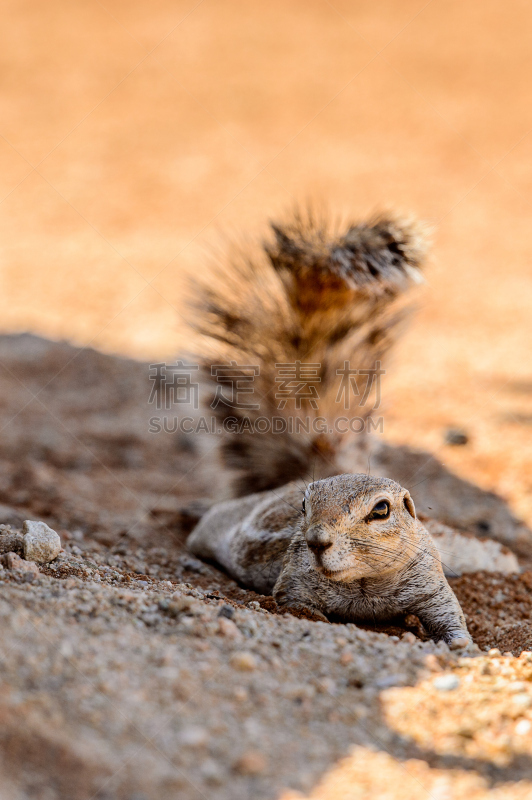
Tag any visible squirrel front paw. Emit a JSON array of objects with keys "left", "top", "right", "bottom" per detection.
[
  {"left": 274, "top": 590, "right": 328, "bottom": 622},
  {"left": 273, "top": 576, "right": 326, "bottom": 621},
  {"left": 444, "top": 631, "right": 480, "bottom": 652}
]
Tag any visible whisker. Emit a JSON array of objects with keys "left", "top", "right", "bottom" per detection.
[
  {"left": 408, "top": 476, "right": 431, "bottom": 491},
  {"left": 351, "top": 538, "right": 460, "bottom": 578},
  {"left": 268, "top": 489, "right": 301, "bottom": 515}
]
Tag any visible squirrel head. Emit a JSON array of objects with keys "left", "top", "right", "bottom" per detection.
[{"left": 301, "top": 474, "right": 423, "bottom": 581}]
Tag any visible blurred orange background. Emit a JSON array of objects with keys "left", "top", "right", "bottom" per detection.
[{"left": 2, "top": 0, "right": 532, "bottom": 519}]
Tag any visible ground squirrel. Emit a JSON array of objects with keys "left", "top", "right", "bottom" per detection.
[
  {"left": 185, "top": 209, "right": 473, "bottom": 646},
  {"left": 188, "top": 475, "right": 471, "bottom": 647}
]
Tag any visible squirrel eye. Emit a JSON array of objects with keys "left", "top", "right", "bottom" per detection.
[
  {"left": 366, "top": 500, "right": 390, "bottom": 521},
  {"left": 302, "top": 498, "right": 306, "bottom": 513}
]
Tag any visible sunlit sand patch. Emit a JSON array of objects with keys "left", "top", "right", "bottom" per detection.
[{"left": 281, "top": 746, "right": 532, "bottom": 800}]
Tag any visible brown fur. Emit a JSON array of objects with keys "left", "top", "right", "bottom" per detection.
[
  {"left": 184, "top": 209, "right": 477, "bottom": 647},
  {"left": 188, "top": 475, "right": 471, "bottom": 647},
  {"left": 185, "top": 208, "right": 428, "bottom": 498}
]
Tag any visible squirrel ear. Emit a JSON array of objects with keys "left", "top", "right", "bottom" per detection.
[{"left": 403, "top": 493, "right": 416, "bottom": 519}]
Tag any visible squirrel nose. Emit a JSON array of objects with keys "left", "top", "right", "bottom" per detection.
[{"left": 306, "top": 526, "right": 333, "bottom": 553}]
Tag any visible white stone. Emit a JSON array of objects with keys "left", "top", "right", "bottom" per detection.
[
  {"left": 515, "top": 719, "right": 531, "bottom": 735},
  {"left": 513, "top": 693, "right": 532, "bottom": 709},
  {"left": 433, "top": 674, "right": 460, "bottom": 692},
  {"left": 178, "top": 725, "right": 209, "bottom": 748},
  {"left": 22, "top": 520, "right": 61, "bottom": 563}
]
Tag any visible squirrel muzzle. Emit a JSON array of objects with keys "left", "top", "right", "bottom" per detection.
[{"left": 305, "top": 525, "right": 334, "bottom": 555}]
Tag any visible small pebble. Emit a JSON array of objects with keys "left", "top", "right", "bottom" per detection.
[
  {"left": 445, "top": 428, "right": 468, "bottom": 446},
  {"left": 433, "top": 674, "right": 460, "bottom": 692},
  {"left": 230, "top": 652, "right": 257, "bottom": 671},
  {"left": 5, "top": 552, "right": 40, "bottom": 575},
  {"left": 200, "top": 758, "right": 225, "bottom": 785},
  {"left": 508, "top": 682, "right": 527, "bottom": 693},
  {"left": 22, "top": 520, "right": 61, "bottom": 564},
  {"left": 218, "top": 618, "right": 242, "bottom": 639},
  {"left": 217, "top": 605, "right": 234, "bottom": 619},
  {"left": 0, "top": 533, "right": 23, "bottom": 555},
  {"left": 512, "top": 693, "right": 532, "bottom": 709},
  {"left": 166, "top": 597, "right": 192, "bottom": 617},
  {"left": 233, "top": 751, "right": 267, "bottom": 776},
  {"left": 316, "top": 677, "right": 337, "bottom": 695},
  {"left": 178, "top": 726, "right": 209, "bottom": 748},
  {"left": 424, "top": 654, "right": 442, "bottom": 672},
  {"left": 515, "top": 719, "right": 531, "bottom": 735},
  {"left": 374, "top": 673, "right": 406, "bottom": 689}
]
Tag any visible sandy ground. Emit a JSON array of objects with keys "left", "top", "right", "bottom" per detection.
[
  {"left": 3, "top": 1, "right": 532, "bottom": 797},
  {"left": 0, "top": 333, "right": 528, "bottom": 799}
]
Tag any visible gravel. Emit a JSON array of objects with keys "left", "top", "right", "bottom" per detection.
[
  {"left": 0, "top": 569, "right": 460, "bottom": 800},
  {"left": 0, "top": 334, "right": 530, "bottom": 799}
]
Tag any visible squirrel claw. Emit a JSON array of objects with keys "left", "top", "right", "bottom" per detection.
[{"left": 448, "top": 635, "right": 472, "bottom": 650}]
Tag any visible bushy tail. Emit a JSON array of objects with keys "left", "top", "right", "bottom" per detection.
[{"left": 186, "top": 208, "right": 428, "bottom": 498}]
